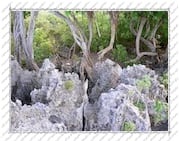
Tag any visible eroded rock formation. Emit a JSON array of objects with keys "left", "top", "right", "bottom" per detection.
[{"left": 10, "top": 59, "right": 168, "bottom": 132}]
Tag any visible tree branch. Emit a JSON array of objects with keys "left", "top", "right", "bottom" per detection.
[
  {"left": 127, "top": 17, "right": 158, "bottom": 63},
  {"left": 87, "top": 11, "right": 94, "bottom": 50},
  {"left": 130, "top": 19, "right": 156, "bottom": 52},
  {"left": 149, "top": 19, "right": 163, "bottom": 40},
  {"left": 97, "top": 11, "right": 119, "bottom": 60},
  {"left": 136, "top": 17, "right": 147, "bottom": 56},
  {"left": 52, "top": 11, "right": 88, "bottom": 53}
]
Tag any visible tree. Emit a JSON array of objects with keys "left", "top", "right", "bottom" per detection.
[
  {"left": 128, "top": 12, "right": 166, "bottom": 62},
  {"left": 52, "top": 11, "right": 93, "bottom": 81},
  {"left": 97, "top": 11, "right": 119, "bottom": 59},
  {"left": 87, "top": 11, "right": 94, "bottom": 50},
  {"left": 13, "top": 11, "right": 39, "bottom": 70}
]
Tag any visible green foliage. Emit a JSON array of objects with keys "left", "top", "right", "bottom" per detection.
[
  {"left": 12, "top": 11, "right": 167, "bottom": 67},
  {"left": 136, "top": 75, "right": 151, "bottom": 91},
  {"left": 112, "top": 44, "right": 128, "bottom": 62},
  {"left": 91, "top": 12, "right": 110, "bottom": 52},
  {"left": 32, "top": 12, "right": 74, "bottom": 64},
  {"left": 64, "top": 80, "right": 74, "bottom": 91},
  {"left": 118, "top": 12, "right": 133, "bottom": 40},
  {"left": 133, "top": 100, "right": 145, "bottom": 111},
  {"left": 122, "top": 121, "right": 136, "bottom": 131},
  {"left": 153, "top": 100, "right": 168, "bottom": 125},
  {"left": 153, "top": 114, "right": 162, "bottom": 126},
  {"left": 154, "top": 100, "right": 167, "bottom": 113},
  {"left": 33, "top": 28, "right": 54, "bottom": 64},
  {"left": 159, "top": 72, "right": 168, "bottom": 89}
]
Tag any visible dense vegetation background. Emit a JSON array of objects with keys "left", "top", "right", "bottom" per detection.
[
  {"left": 11, "top": 11, "right": 167, "bottom": 63},
  {"left": 11, "top": 11, "right": 168, "bottom": 85}
]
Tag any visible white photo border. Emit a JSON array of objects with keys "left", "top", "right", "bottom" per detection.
[{"left": 0, "top": 0, "right": 178, "bottom": 141}]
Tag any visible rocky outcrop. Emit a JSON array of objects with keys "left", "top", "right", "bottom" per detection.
[
  {"left": 11, "top": 59, "right": 88, "bottom": 132},
  {"left": 84, "top": 64, "right": 168, "bottom": 131},
  {"left": 10, "top": 100, "right": 67, "bottom": 132},
  {"left": 11, "top": 60, "right": 41, "bottom": 105},
  {"left": 89, "top": 59, "right": 122, "bottom": 103},
  {"left": 120, "top": 64, "right": 167, "bottom": 101},
  {"left": 11, "top": 59, "right": 168, "bottom": 132},
  {"left": 84, "top": 84, "right": 151, "bottom": 131}
]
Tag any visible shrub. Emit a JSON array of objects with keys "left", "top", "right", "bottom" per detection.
[
  {"left": 64, "top": 80, "right": 74, "bottom": 91},
  {"left": 153, "top": 100, "right": 168, "bottom": 125},
  {"left": 133, "top": 100, "right": 145, "bottom": 111},
  {"left": 112, "top": 44, "right": 128, "bottom": 63},
  {"left": 159, "top": 72, "right": 168, "bottom": 89},
  {"left": 136, "top": 75, "right": 151, "bottom": 91},
  {"left": 154, "top": 100, "right": 167, "bottom": 113},
  {"left": 122, "top": 121, "right": 136, "bottom": 131}
]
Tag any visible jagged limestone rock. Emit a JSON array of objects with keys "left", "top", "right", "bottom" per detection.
[
  {"left": 11, "top": 60, "right": 41, "bottom": 104},
  {"left": 84, "top": 64, "right": 167, "bottom": 131},
  {"left": 89, "top": 59, "right": 122, "bottom": 103},
  {"left": 85, "top": 84, "right": 151, "bottom": 131},
  {"left": 30, "top": 59, "right": 87, "bottom": 131},
  {"left": 11, "top": 59, "right": 168, "bottom": 131},
  {"left": 10, "top": 100, "right": 67, "bottom": 132},
  {"left": 120, "top": 64, "right": 167, "bottom": 101}
]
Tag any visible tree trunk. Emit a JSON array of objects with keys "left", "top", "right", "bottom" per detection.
[
  {"left": 52, "top": 11, "right": 93, "bottom": 81},
  {"left": 136, "top": 17, "right": 146, "bottom": 56},
  {"left": 13, "top": 12, "right": 21, "bottom": 63},
  {"left": 127, "top": 17, "right": 157, "bottom": 63},
  {"left": 97, "top": 11, "right": 119, "bottom": 60},
  {"left": 13, "top": 11, "right": 39, "bottom": 71},
  {"left": 26, "top": 11, "right": 38, "bottom": 59},
  {"left": 87, "top": 11, "right": 94, "bottom": 51}
]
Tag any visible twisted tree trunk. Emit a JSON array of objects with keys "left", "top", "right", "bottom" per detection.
[
  {"left": 52, "top": 11, "right": 93, "bottom": 81},
  {"left": 97, "top": 11, "right": 119, "bottom": 60},
  {"left": 128, "top": 17, "right": 158, "bottom": 63},
  {"left": 13, "top": 11, "right": 39, "bottom": 71}
]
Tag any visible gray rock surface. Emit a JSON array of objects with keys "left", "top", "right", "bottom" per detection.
[
  {"left": 120, "top": 64, "right": 167, "bottom": 101},
  {"left": 11, "top": 59, "right": 168, "bottom": 132},
  {"left": 11, "top": 60, "right": 40, "bottom": 104},
  {"left": 84, "top": 64, "right": 167, "bottom": 131},
  {"left": 10, "top": 100, "right": 67, "bottom": 132},
  {"left": 89, "top": 59, "right": 122, "bottom": 103},
  {"left": 84, "top": 84, "right": 151, "bottom": 131},
  {"left": 11, "top": 59, "right": 87, "bottom": 131}
]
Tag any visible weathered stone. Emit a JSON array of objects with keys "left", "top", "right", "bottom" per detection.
[
  {"left": 85, "top": 84, "right": 151, "bottom": 131},
  {"left": 120, "top": 64, "right": 167, "bottom": 101},
  {"left": 11, "top": 59, "right": 168, "bottom": 131},
  {"left": 89, "top": 59, "right": 122, "bottom": 103},
  {"left": 10, "top": 100, "right": 67, "bottom": 132},
  {"left": 31, "top": 59, "right": 88, "bottom": 131},
  {"left": 48, "top": 73, "right": 87, "bottom": 131},
  {"left": 11, "top": 60, "right": 41, "bottom": 105}
]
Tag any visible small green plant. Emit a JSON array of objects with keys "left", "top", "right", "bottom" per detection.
[
  {"left": 136, "top": 75, "right": 151, "bottom": 91},
  {"left": 153, "top": 114, "right": 162, "bottom": 125},
  {"left": 153, "top": 100, "right": 168, "bottom": 125},
  {"left": 112, "top": 44, "right": 128, "bottom": 63},
  {"left": 154, "top": 100, "right": 167, "bottom": 113},
  {"left": 122, "top": 121, "right": 136, "bottom": 131},
  {"left": 133, "top": 100, "right": 145, "bottom": 111},
  {"left": 64, "top": 80, "right": 74, "bottom": 91},
  {"left": 159, "top": 72, "right": 168, "bottom": 89}
]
